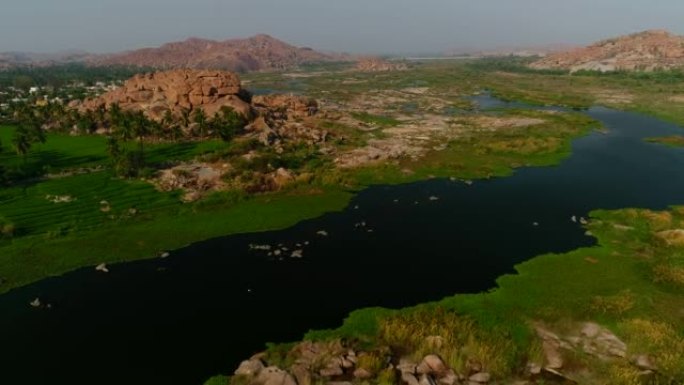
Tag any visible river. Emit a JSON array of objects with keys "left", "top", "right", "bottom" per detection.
[{"left": 2, "top": 96, "right": 684, "bottom": 385}]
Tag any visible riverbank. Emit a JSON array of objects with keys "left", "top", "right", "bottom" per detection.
[
  {"left": 212, "top": 205, "right": 684, "bottom": 384},
  {"left": 0, "top": 84, "right": 597, "bottom": 295}
]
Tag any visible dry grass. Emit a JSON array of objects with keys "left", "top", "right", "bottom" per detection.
[
  {"left": 590, "top": 290, "right": 636, "bottom": 316},
  {"left": 652, "top": 263, "right": 684, "bottom": 286},
  {"left": 377, "top": 308, "right": 519, "bottom": 377},
  {"left": 620, "top": 319, "right": 684, "bottom": 380}
]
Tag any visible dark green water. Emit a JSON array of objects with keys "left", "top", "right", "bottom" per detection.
[{"left": 2, "top": 97, "right": 684, "bottom": 385}]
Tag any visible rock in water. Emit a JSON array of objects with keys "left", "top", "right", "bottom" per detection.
[
  {"left": 30, "top": 298, "right": 41, "bottom": 308},
  {"left": 95, "top": 263, "right": 109, "bottom": 273}
]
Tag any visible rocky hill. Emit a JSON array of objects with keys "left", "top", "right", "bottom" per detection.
[
  {"left": 87, "top": 34, "right": 334, "bottom": 72},
  {"left": 530, "top": 30, "right": 684, "bottom": 72},
  {"left": 77, "top": 69, "right": 253, "bottom": 120}
]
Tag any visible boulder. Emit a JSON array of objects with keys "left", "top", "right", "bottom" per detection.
[
  {"left": 632, "top": 354, "right": 657, "bottom": 371},
  {"left": 402, "top": 372, "right": 420, "bottom": 385},
  {"left": 255, "top": 366, "right": 297, "bottom": 385},
  {"left": 468, "top": 372, "right": 491, "bottom": 383},
  {"left": 95, "top": 263, "right": 110, "bottom": 273},
  {"left": 416, "top": 355, "right": 447, "bottom": 376},
  {"left": 437, "top": 370, "right": 458, "bottom": 385},
  {"left": 353, "top": 368, "right": 372, "bottom": 379},
  {"left": 290, "top": 364, "right": 312, "bottom": 385},
  {"left": 235, "top": 359, "right": 264, "bottom": 376},
  {"left": 419, "top": 374, "right": 437, "bottom": 385}
]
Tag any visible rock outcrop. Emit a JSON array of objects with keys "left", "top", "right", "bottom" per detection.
[
  {"left": 88, "top": 34, "right": 334, "bottom": 72},
  {"left": 355, "top": 57, "right": 408, "bottom": 72},
  {"left": 79, "top": 69, "right": 252, "bottom": 121},
  {"left": 531, "top": 30, "right": 684, "bottom": 72},
  {"left": 247, "top": 94, "right": 327, "bottom": 151}
]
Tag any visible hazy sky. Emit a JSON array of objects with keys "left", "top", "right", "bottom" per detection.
[{"left": 3, "top": 0, "right": 684, "bottom": 54}]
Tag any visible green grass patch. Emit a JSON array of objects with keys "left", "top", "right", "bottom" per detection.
[
  {"left": 0, "top": 183, "right": 352, "bottom": 293},
  {"left": 350, "top": 112, "right": 400, "bottom": 127}
]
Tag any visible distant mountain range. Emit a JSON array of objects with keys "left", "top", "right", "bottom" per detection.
[
  {"left": 531, "top": 30, "right": 684, "bottom": 72},
  {"left": 0, "top": 34, "right": 346, "bottom": 72}
]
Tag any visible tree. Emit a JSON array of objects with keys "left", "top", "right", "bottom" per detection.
[
  {"left": 132, "top": 111, "right": 150, "bottom": 160},
  {"left": 0, "top": 139, "right": 5, "bottom": 183},
  {"left": 116, "top": 111, "right": 134, "bottom": 142},
  {"left": 162, "top": 110, "right": 182, "bottom": 141},
  {"left": 179, "top": 107, "right": 191, "bottom": 129},
  {"left": 192, "top": 108, "right": 208, "bottom": 138},
  {"left": 212, "top": 106, "right": 246, "bottom": 142},
  {"left": 76, "top": 112, "right": 96, "bottom": 134},
  {"left": 12, "top": 126, "right": 32, "bottom": 163},
  {"left": 12, "top": 108, "right": 46, "bottom": 164}
]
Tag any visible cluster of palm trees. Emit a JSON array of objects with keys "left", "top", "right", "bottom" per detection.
[{"left": 5, "top": 100, "right": 248, "bottom": 179}]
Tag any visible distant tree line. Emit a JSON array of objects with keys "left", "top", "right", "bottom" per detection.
[{"left": 0, "top": 64, "right": 149, "bottom": 90}]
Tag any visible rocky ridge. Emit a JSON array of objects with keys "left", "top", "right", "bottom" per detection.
[
  {"left": 530, "top": 30, "right": 684, "bottom": 72},
  {"left": 88, "top": 34, "right": 335, "bottom": 72}
]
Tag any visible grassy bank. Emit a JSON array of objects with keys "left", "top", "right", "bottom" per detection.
[{"left": 224, "top": 206, "right": 684, "bottom": 384}]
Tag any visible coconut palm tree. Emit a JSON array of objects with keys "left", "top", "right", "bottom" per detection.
[
  {"left": 193, "top": 108, "right": 208, "bottom": 139},
  {"left": 212, "top": 106, "right": 246, "bottom": 142}
]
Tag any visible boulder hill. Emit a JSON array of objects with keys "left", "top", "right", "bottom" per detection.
[
  {"left": 79, "top": 69, "right": 253, "bottom": 120},
  {"left": 531, "top": 30, "right": 684, "bottom": 72}
]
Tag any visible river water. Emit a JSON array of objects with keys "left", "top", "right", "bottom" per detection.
[{"left": 2, "top": 96, "right": 684, "bottom": 385}]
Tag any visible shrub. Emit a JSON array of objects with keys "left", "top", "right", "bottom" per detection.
[{"left": 0, "top": 217, "right": 15, "bottom": 238}]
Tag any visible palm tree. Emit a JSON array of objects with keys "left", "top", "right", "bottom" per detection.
[
  {"left": 116, "top": 112, "right": 134, "bottom": 143},
  {"left": 179, "top": 107, "right": 191, "bottom": 129},
  {"left": 132, "top": 111, "right": 150, "bottom": 163},
  {"left": 161, "top": 110, "right": 177, "bottom": 141},
  {"left": 12, "top": 126, "right": 32, "bottom": 164},
  {"left": 108, "top": 103, "right": 123, "bottom": 134},
  {"left": 212, "top": 106, "right": 246, "bottom": 142},
  {"left": 192, "top": 108, "right": 208, "bottom": 139}
]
